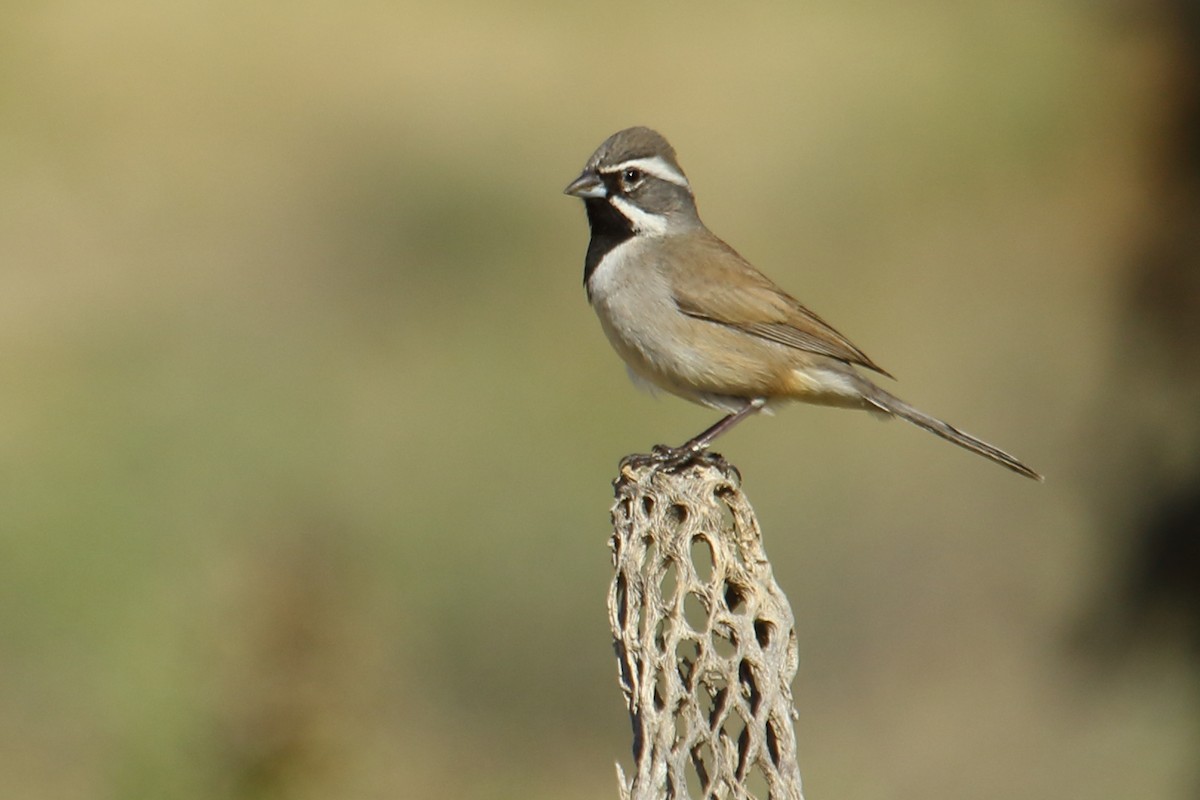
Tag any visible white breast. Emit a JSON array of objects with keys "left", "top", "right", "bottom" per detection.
[
  {"left": 586, "top": 237, "right": 711, "bottom": 404},
  {"left": 587, "top": 237, "right": 672, "bottom": 339}
]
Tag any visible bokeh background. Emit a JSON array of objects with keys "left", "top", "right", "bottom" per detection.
[{"left": 4, "top": 2, "right": 1199, "bottom": 798}]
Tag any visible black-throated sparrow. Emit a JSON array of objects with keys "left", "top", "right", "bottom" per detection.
[{"left": 565, "top": 126, "right": 1041, "bottom": 480}]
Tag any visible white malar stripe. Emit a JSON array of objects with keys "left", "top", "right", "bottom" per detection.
[
  {"left": 609, "top": 195, "right": 670, "bottom": 235},
  {"left": 607, "top": 156, "right": 690, "bottom": 188}
]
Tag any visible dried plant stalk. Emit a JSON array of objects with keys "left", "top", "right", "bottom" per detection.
[{"left": 609, "top": 453, "right": 804, "bottom": 800}]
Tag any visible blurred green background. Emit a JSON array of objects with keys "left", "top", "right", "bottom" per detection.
[{"left": 4, "top": 2, "right": 1198, "bottom": 798}]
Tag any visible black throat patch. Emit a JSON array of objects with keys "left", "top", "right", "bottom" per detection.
[{"left": 582, "top": 196, "right": 635, "bottom": 298}]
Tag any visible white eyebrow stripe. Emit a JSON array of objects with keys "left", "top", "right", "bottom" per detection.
[
  {"left": 604, "top": 156, "right": 690, "bottom": 188},
  {"left": 609, "top": 194, "right": 670, "bottom": 235}
]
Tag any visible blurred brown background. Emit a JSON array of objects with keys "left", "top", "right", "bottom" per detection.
[{"left": 3, "top": 2, "right": 1199, "bottom": 798}]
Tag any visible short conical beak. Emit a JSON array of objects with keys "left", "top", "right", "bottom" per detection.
[{"left": 563, "top": 171, "right": 606, "bottom": 199}]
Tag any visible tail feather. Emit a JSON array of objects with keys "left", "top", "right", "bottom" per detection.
[{"left": 863, "top": 386, "right": 1043, "bottom": 481}]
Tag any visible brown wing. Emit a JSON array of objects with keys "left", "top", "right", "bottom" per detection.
[{"left": 666, "top": 233, "right": 893, "bottom": 378}]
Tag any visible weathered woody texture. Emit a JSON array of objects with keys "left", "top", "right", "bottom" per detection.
[{"left": 609, "top": 454, "right": 804, "bottom": 800}]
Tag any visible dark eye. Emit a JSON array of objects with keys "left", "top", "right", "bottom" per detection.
[{"left": 622, "top": 167, "right": 643, "bottom": 184}]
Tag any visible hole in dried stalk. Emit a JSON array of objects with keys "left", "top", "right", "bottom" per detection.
[
  {"left": 667, "top": 502, "right": 688, "bottom": 526},
  {"left": 653, "top": 672, "right": 666, "bottom": 711},
  {"left": 720, "top": 715, "right": 751, "bottom": 778},
  {"left": 676, "top": 639, "right": 699, "bottom": 688},
  {"left": 674, "top": 707, "right": 688, "bottom": 748},
  {"left": 699, "top": 681, "right": 717, "bottom": 721},
  {"left": 683, "top": 591, "right": 708, "bottom": 632},
  {"left": 689, "top": 741, "right": 714, "bottom": 796},
  {"left": 739, "top": 659, "right": 761, "bottom": 715},
  {"left": 753, "top": 618, "right": 773, "bottom": 649},
  {"left": 654, "top": 617, "right": 668, "bottom": 653},
  {"left": 614, "top": 574, "right": 628, "bottom": 628},
  {"left": 660, "top": 560, "right": 679, "bottom": 602},
  {"left": 744, "top": 763, "right": 770, "bottom": 800},
  {"left": 765, "top": 715, "right": 781, "bottom": 767},
  {"left": 706, "top": 679, "right": 728, "bottom": 727},
  {"left": 641, "top": 495, "right": 655, "bottom": 517},
  {"left": 712, "top": 628, "right": 737, "bottom": 659},
  {"left": 724, "top": 581, "right": 746, "bottom": 613},
  {"left": 690, "top": 535, "right": 715, "bottom": 583}
]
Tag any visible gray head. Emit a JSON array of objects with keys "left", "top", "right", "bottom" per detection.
[{"left": 564, "top": 127, "right": 701, "bottom": 234}]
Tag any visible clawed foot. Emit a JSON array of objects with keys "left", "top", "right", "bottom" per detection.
[
  {"left": 620, "top": 443, "right": 699, "bottom": 472},
  {"left": 650, "top": 443, "right": 704, "bottom": 470},
  {"left": 620, "top": 444, "right": 736, "bottom": 476}
]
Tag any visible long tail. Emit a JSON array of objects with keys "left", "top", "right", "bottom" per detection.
[{"left": 862, "top": 384, "right": 1043, "bottom": 481}]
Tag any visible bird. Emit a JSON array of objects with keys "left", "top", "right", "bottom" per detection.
[{"left": 563, "top": 126, "right": 1042, "bottom": 480}]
